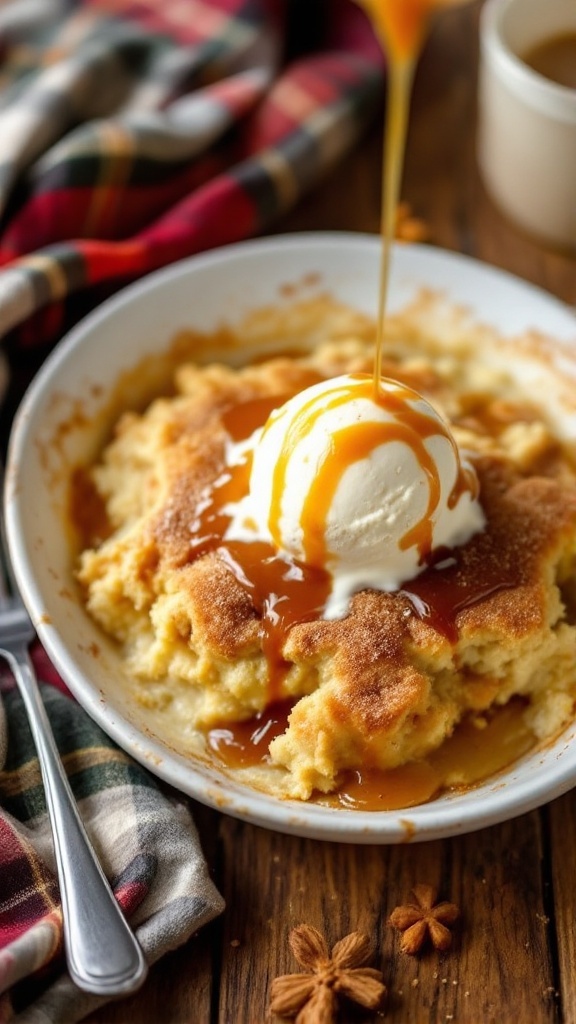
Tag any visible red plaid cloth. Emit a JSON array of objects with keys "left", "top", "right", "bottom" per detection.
[
  {"left": 0, "top": 673, "right": 225, "bottom": 1024},
  {"left": 0, "top": 0, "right": 383, "bottom": 352},
  {"left": 0, "top": 2, "right": 383, "bottom": 1020}
]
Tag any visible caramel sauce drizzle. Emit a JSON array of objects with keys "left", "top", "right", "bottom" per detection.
[
  {"left": 355, "top": 0, "right": 472, "bottom": 391},
  {"left": 71, "top": 382, "right": 524, "bottom": 806},
  {"left": 400, "top": 553, "right": 516, "bottom": 645},
  {"left": 358, "top": 0, "right": 467, "bottom": 61},
  {"left": 356, "top": 0, "right": 424, "bottom": 390},
  {"left": 207, "top": 701, "right": 291, "bottom": 769},
  {"left": 167, "top": 385, "right": 508, "bottom": 708},
  {"left": 208, "top": 697, "right": 535, "bottom": 810},
  {"left": 73, "top": 381, "right": 524, "bottom": 811},
  {"left": 192, "top": 394, "right": 331, "bottom": 702},
  {"left": 267, "top": 375, "right": 476, "bottom": 567}
]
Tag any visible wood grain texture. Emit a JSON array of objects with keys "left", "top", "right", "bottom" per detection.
[
  {"left": 548, "top": 793, "right": 576, "bottom": 1023},
  {"left": 87, "top": 2, "right": 576, "bottom": 1021}
]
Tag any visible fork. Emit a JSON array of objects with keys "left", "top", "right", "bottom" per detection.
[{"left": 0, "top": 491, "right": 148, "bottom": 996}]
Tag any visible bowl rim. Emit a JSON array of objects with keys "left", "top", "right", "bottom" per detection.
[{"left": 6, "top": 231, "right": 576, "bottom": 843}]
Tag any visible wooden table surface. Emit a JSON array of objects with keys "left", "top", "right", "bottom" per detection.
[{"left": 88, "top": 4, "right": 576, "bottom": 1022}]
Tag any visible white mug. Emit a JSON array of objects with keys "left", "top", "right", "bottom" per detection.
[{"left": 477, "top": 0, "right": 576, "bottom": 251}]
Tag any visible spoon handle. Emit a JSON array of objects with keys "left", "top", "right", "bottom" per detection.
[{"left": 7, "top": 643, "right": 148, "bottom": 996}]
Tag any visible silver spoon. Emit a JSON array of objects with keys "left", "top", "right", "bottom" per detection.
[{"left": 0, "top": 482, "right": 147, "bottom": 995}]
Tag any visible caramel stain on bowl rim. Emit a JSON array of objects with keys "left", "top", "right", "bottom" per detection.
[
  {"left": 398, "top": 818, "right": 417, "bottom": 841},
  {"left": 279, "top": 272, "right": 322, "bottom": 299},
  {"left": 77, "top": 640, "right": 101, "bottom": 659}
]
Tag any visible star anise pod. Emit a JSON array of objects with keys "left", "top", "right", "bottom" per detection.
[
  {"left": 270, "top": 924, "right": 386, "bottom": 1023},
  {"left": 389, "top": 883, "right": 460, "bottom": 955}
]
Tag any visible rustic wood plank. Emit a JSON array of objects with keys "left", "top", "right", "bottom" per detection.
[
  {"left": 450, "top": 815, "right": 558, "bottom": 1024},
  {"left": 216, "top": 819, "right": 391, "bottom": 1023},
  {"left": 547, "top": 793, "right": 576, "bottom": 1023},
  {"left": 380, "top": 817, "right": 556, "bottom": 1023},
  {"left": 213, "top": 812, "right": 558, "bottom": 1024},
  {"left": 83, "top": 928, "right": 216, "bottom": 1024}
]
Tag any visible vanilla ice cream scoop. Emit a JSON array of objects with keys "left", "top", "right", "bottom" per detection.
[{"left": 226, "top": 373, "right": 485, "bottom": 617}]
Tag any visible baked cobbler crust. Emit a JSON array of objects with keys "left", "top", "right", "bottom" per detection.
[{"left": 76, "top": 294, "right": 576, "bottom": 799}]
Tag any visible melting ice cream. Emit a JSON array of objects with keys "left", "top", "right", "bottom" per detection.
[{"left": 226, "top": 373, "right": 485, "bottom": 616}]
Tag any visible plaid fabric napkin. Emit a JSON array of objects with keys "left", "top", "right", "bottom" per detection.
[
  {"left": 0, "top": 1, "right": 383, "bottom": 1020},
  {"left": 0, "top": 665, "right": 225, "bottom": 1024},
  {"left": 0, "top": 0, "right": 383, "bottom": 355}
]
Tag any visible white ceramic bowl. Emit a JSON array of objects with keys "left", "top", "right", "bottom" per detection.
[{"left": 6, "top": 233, "right": 576, "bottom": 843}]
